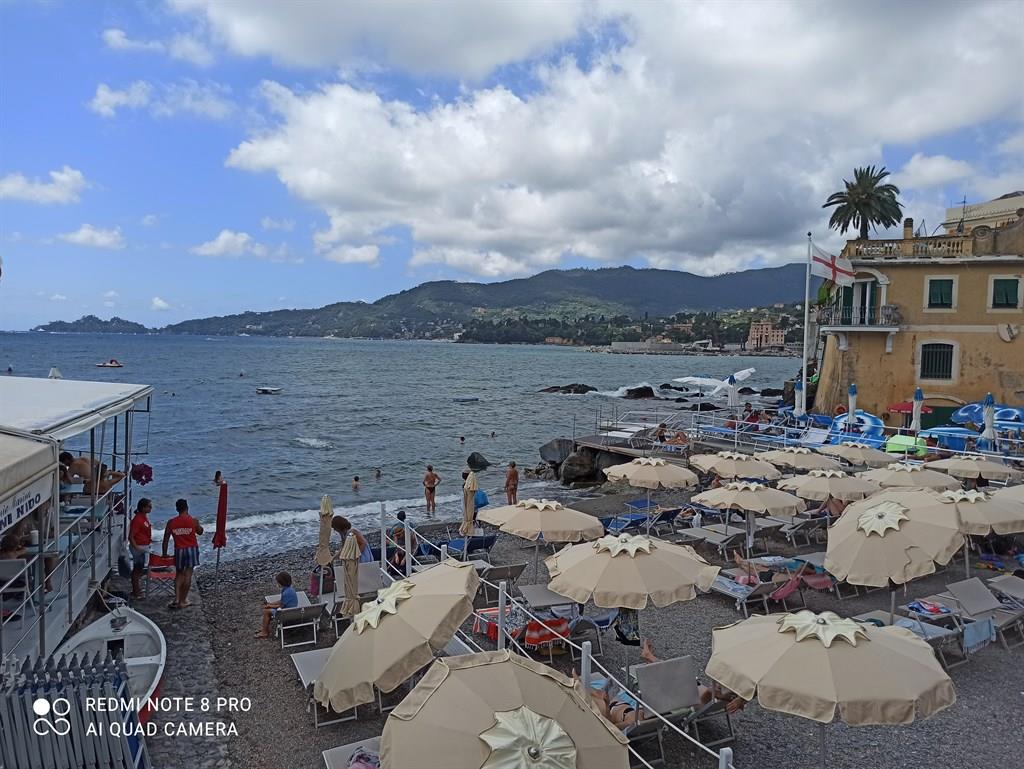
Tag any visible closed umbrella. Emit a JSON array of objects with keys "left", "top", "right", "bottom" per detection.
[
  {"left": 726, "top": 374, "right": 740, "bottom": 410},
  {"left": 928, "top": 455, "right": 1021, "bottom": 483},
  {"left": 314, "top": 495, "right": 335, "bottom": 568},
  {"left": 689, "top": 451, "right": 781, "bottom": 481},
  {"left": 777, "top": 469, "right": 880, "bottom": 502},
  {"left": 793, "top": 378, "right": 805, "bottom": 419},
  {"left": 818, "top": 442, "right": 893, "bottom": 468},
  {"left": 910, "top": 387, "right": 924, "bottom": 433},
  {"left": 380, "top": 650, "right": 629, "bottom": 769},
  {"left": 314, "top": 561, "right": 480, "bottom": 713},
  {"left": 847, "top": 383, "right": 857, "bottom": 421},
  {"left": 706, "top": 611, "right": 955, "bottom": 769},
  {"left": 212, "top": 482, "right": 229, "bottom": 585},
  {"left": 758, "top": 447, "right": 844, "bottom": 472},
  {"left": 339, "top": 528, "right": 362, "bottom": 617},
  {"left": 545, "top": 534, "right": 719, "bottom": 610},
  {"left": 980, "top": 392, "right": 996, "bottom": 443},
  {"left": 857, "top": 463, "right": 959, "bottom": 490},
  {"left": 461, "top": 469, "right": 479, "bottom": 536},
  {"left": 603, "top": 457, "right": 698, "bottom": 532}
]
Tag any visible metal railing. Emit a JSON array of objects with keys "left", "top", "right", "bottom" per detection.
[{"left": 816, "top": 304, "right": 900, "bottom": 327}]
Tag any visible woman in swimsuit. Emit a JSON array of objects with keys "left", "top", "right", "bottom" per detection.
[{"left": 423, "top": 465, "right": 440, "bottom": 514}]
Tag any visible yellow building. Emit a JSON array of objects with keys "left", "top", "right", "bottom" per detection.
[
  {"left": 942, "top": 190, "right": 1024, "bottom": 234},
  {"left": 814, "top": 203, "right": 1024, "bottom": 424},
  {"left": 747, "top": 321, "right": 785, "bottom": 350}
]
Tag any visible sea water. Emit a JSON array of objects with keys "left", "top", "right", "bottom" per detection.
[{"left": 0, "top": 333, "right": 793, "bottom": 560}]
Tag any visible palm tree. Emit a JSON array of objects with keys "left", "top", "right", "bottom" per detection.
[{"left": 823, "top": 166, "right": 903, "bottom": 240}]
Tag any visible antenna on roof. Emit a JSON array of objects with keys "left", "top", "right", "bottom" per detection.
[{"left": 955, "top": 194, "right": 967, "bottom": 234}]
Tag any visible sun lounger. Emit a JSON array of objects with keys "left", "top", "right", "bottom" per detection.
[
  {"left": 710, "top": 575, "right": 779, "bottom": 617},
  {"left": 675, "top": 527, "right": 744, "bottom": 557},
  {"left": 322, "top": 737, "right": 381, "bottom": 769},
  {"left": 439, "top": 533, "right": 498, "bottom": 562},
  {"left": 569, "top": 610, "right": 618, "bottom": 659},
  {"left": 264, "top": 590, "right": 312, "bottom": 607},
  {"left": 602, "top": 514, "right": 643, "bottom": 535},
  {"left": 478, "top": 562, "right": 527, "bottom": 605},
  {"left": 291, "top": 648, "right": 358, "bottom": 727},
  {"left": 441, "top": 633, "right": 476, "bottom": 657},
  {"left": 321, "top": 564, "right": 388, "bottom": 636},
  {"left": 944, "top": 577, "right": 1024, "bottom": 650},
  {"left": 854, "top": 610, "right": 968, "bottom": 669},
  {"left": 275, "top": 604, "right": 323, "bottom": 649},
  {"left": 987, "top": 574, "right": 1024, "bottom": 607},
  {"left": 776, "top": 515, "right": 827, "bottom": 548}
]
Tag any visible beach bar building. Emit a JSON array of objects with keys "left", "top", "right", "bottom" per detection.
[
  {"left": 814, "top": 195, "right": 1024, "bottom": 425},
  {"left": 0, "top": 376, "right": 152, "bottom": 662}
]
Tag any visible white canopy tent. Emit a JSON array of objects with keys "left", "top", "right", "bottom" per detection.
[
  {"left": 0, "top": 432, "right": 57, "bottom": 535},
  {"left": 0, "top": 377, "right": 153, "bottom": 441}
]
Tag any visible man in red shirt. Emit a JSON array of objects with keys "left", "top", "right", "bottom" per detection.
[
  {"left": 162, "top": 498, "right": 204, "bottom": 609},
  {"left": 128, "top": 498, "right": 153, "bottom": 599}
]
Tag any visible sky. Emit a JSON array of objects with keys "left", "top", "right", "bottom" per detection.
[{"left": 1, "top": 0, "right": 1022, "bottom": 329}]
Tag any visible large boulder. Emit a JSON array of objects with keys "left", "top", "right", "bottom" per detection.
[
  {"left": 539, "top": 437, "right": 574, "bottom": 465},
  {"left": 760, "top": 387, "right": 784, "bottom": 397},
  {"left": 659, "top": 383, "right": 689, "bottom": 392},
  {"left": 560, "top": 449, "right": 597, "bottom": 485},
  {"left": 539, "top": 383, "right": 597, "bottom": 394},
  {"left": 623, "top": 385, "right": 657, "bottom": 399},
  {"left": 594, "top": 451, "right": 629, "bottom": 478},
  {"left": 737, "top": 386, "right": 759, "bottom": 395},
  {"left": 466, "top": 452, "right": 490, "bottom": 471},
  {"left": 690, "top": 402, "right": 722, "bottom": 411}
]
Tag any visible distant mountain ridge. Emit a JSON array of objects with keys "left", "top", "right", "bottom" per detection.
[{"left": 35, "top": 263, "right": 811, "bottom": 338}]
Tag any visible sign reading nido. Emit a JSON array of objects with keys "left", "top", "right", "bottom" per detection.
[{"left": 0, "top": 475, "right": 52, "bottom": 532}]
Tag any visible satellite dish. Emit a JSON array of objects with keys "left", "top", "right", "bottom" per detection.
[{"left": 997, "top": 324, "right": 1020, "bottom": 343}]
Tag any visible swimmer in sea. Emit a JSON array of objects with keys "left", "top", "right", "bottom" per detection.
[{"left": 352, "top": 475, "right": 360, "bottom": 491}]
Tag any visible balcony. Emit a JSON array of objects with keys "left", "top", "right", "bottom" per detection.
[
  {"left": 843, "top": 235, "right": 972, "bottom": 260},
  {"left": 817, "top": 304, "right": 900, "bottom": 328}
]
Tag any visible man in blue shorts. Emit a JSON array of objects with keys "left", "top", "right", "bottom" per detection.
[{"left": 161, "top": 498, "right": 204, "bottom": 609}]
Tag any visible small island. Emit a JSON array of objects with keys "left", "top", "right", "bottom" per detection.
[{"left": 33, "top": 315, "right": 152, "bottom": 334}]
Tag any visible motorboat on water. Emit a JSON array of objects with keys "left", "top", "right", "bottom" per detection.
[
  {"left": 452, "top": 396, "right": 479, "bottom": 403},
  {"left": 256, "top": 386, "right": 283, "bottom": 395},
  {"left": 96, "top": 358, "right": 124, "bottom": 368},
  {"left": 55, "top": 606, "right": 166, "bottom": 722}
]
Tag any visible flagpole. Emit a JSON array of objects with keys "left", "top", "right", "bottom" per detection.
[{"left": 801, "top": 232, "right": 812, "bottom": 415}]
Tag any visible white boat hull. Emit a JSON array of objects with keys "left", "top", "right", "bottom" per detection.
[{"left": 55, "top": 608, "right": 166, "bottom": 722}]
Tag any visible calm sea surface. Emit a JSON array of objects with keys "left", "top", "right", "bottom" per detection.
[{"left": 0, "top": 333, "right": 793, "bottom": 560}]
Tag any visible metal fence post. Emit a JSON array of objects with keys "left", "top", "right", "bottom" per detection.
[
  {"left": 379, "top": 502, "right": 387, "bottom": 574},
  {"left": 404, "top": 521, "right": 414, "bottom": 578},
  {"left": 580, "top": 641, "right": 592, "bottom": 691},
  {"left": 497, "top": 581, "right": 507, "bottom": 650},
  {"left": 718, "top": 746, "right": 733, "bottom": 769}
]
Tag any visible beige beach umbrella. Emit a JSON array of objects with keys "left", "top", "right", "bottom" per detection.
[
  {"left": 689, "top": 451, "right": 781, "bottom": 480},
  {"left": 777, "top": 469, "right": 880, "bottom": 502},
  {"left": 940, "top": 488, "right": 1024, "bottom": 536},
  {"left": 706, "top": 611, "right": 955, "bottom": 768},
  {"left": 692, "top": 481, "right": 805, "bottom": 517},
  {"left": 314, "top": 494, "right": 335, "bottom": 568},
  {"left": 478, "top": 499, "right": 604, "bottom": 543},
  {"left": 380, "top": 650, "right": 629, "bottom": 769},
  {"left": 339, "top": 531, "right": 363, "bottom": 617},
  {"left": 603, "top": 456, "right": 699, "bottom": 489},
  {"left": 927, "top": 455, "right": 1022, "bottom": 482},
  {"left": 993, "top": 484, "right": 1024, "bottom": 503},
  {"left": 314, "top": 560, "right": 480, "bottom": 714},
  {"left": 460, "top": 469, "right": 479, "bottom": 536},
  {"left": 857, "top": 463, "right": 959, "bottom": 490},
  {"left": 817, "top": 442, "right": 893, "bottom": 468},
  {"left": 545, "top": 534, "right": 719, "bottom": 610},
  {"left": 824, "top": 489, "right": 964, "bottom": 589},
  {"left": 758, "top": 447, "right": 844, "bottom": 473}
]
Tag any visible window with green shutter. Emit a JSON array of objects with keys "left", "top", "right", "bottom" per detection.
[
  {"left": 926, "top": 279, "right": 953, "bottom": 309},
  {"left": 992, "top": 278, "right": 1019, "bottom": 309}
]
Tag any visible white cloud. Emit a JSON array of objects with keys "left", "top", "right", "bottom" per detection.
[
  {"left": 58, "top": 224, "right": 125, "bottom": 249},
  {"left": 169, "top": 0, "right": 585, "bottom": 79},
  {"left": 260, "top": 216, "right": 295, "bottom": 231},
  {"left": 104, "top": 290, "right": 119, "bottom": 298},
  {"left": 151, "top": 296, "right": 171, "bottom": 311},
  {"left": 140, "top": 213, "right": 159, "bottom": 226},
  {"left": 997, "top": 132, "right": 1024, "bottom": 156},
  {"left": 207, "top": 1, "right": 1023, "bottom": 277},
  {"left": 103, "top": 28, "right": 213, "bottom": 66},
  {"left": 50, "top": 293, "right": 67, "bottom": 302},
  {"left": 324, "top": 245, "right": 379, "bottom": 265},
  {"left": 0, "top": 166, "right": 88, "bottom": 204},
  {"left": 89, "top": 80, "right": 232, "bottom": 119},
  {"left": 190, "top": 229, "right": 268, "bottom": 257},
  {"left": 894, "top": 153, "right": 974, "bottom": 189},
  {"left": 89, "top": 81, "right": 152, "bottom": 117}
]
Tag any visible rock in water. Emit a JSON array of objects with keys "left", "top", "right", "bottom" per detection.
[
  {"left": 760, "top": 387, "right": 784, "bottom": 397},
  {"left": 559, "top": 449, "right": 596, "bottom": 484},
  {"left": 690, "top": 402, "right": 721, "bottom": 411},
  {"left": 466, "top": 452, "right": 490, "bottom": 471},
  {"left": 539, "top": 383, "right": 597, "bottom": 394},
  {"left": 539, "top": 437, "right": 574, "bottom": 465},
  {"left": 738, "top": 386, "right": 759, "bottom": 395},
  {"left": 623, "top": 385, "right": 657, "bottom": 399}
]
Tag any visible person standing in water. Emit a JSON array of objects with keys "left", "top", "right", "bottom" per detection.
[
  {"left": 423, "top": 464, "right": 440, "bottom": 515},
  {"left": 352, "top": 475, "right": 360, "bottom": 491},
  {"left": 505, "top": 461, "right": 519, "bottom": 505}
]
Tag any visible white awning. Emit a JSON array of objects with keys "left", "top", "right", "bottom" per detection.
[
  {"left": 0, "top": 432, "right": 57, "bottom": 534},
  {"left": 0, "top": 376, "right": 153, "bottom": 441}
]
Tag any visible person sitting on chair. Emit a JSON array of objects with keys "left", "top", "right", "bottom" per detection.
[{"left": 256, "top": 571, "right": 298, "bottom": 639}]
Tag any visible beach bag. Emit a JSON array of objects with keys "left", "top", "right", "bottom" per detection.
[
  {"left": 474, "top": 489, "right": 489, "bottom": 509},
  {"left": 309, "top": 565, "right": 335, "bottom": 597}
]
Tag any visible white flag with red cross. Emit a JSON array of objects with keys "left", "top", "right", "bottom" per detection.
[{"left": 810, "top": 244, "right": 855, "bottom": 286}]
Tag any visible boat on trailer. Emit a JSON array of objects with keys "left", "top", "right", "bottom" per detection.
[{"left": 55, "top": 607, "right": 166, "bottom": 722}]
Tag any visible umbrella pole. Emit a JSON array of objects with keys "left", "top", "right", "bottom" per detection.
[
  {"left": 534, "top": 542, "right": 540, "bottom": 583},
  {"left": 889, "top": 583, "right": 897, "bottom": 626},
  {"left": 645, "top": 488, "right": 652, "bottom": 534},
  {"left": 819, "top": 723, "right": 827, "bottom": 769},
  {"left": 964, "top": 536, "right": 970, "bottom": 579}
]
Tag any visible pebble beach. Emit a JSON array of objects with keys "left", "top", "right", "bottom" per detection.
[{"left": 124, "top": 484, "right": 1024, "bottom": 769}]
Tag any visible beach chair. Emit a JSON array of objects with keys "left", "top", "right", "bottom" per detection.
[
  {"left": 568, "top": 610, "right": 618, "bottom": 660},
  {"left": 986, "top": 574, "right": 1024, "bottom": 608},
  {"left": 676, "top": 527, "right": 744, "bottom": 557},
  {"left": 777, "top": 515, "right": 826, "bottom": 548},
  {"left": 275, "top": 604, "right": 323, "bottom": 649},
  {"left": 709, "top": 575, "right": 778, "bottom": 617},
  {"left": 144, "top": 554, "right": 176, "bottom": 599},
  {"left": 322, "top": 737, "right": 381, "bottom": 769},
  {"left": 478, "top": 562, "right": 527, "bottom": 605},
  {"left": 323, "top": 564, "right": 387, "bottom": 637},
  {"left": 854, "top": 611, "right": 968, "bottom": 670},
  {"left": 291, "top": 647, "right": 359, "bottom": 727},
  {"left": 944, "top": 578, "right": 1024, "bottom": 650},
  {"left": 647, "top": 507, "right": 682, "bottom": 535},
  {"left": 439, "top": 533, "right": 497, "bottom": 562},
  {"left": 602, "top": 515, "right": 643, "bottom": 535}
]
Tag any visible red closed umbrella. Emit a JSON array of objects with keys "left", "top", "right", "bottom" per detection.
[
  {"left": 213, "top": 482, "right": 229, "bottom": 548},
  {"left": 888, "top": 401, "right": 933, "bottom": 415}
]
